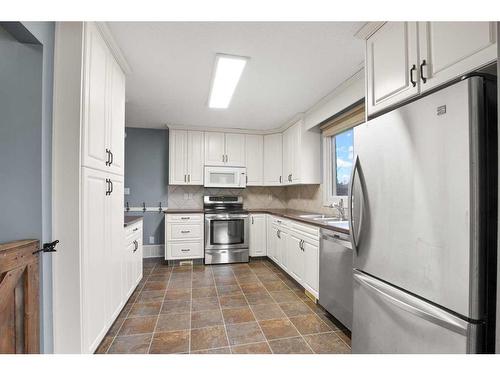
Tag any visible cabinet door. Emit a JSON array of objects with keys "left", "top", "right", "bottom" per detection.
[
  {"left": 169, "top": 130, "right": 188, "bottom": 185},
  {"left": 133, "top": 233, "right": 143, "bottom": 286},
  {"left": 204, "top": 132, "right": 225, "bottom": 166},
  {"left": 81, "top": 167, "right": 108, "bottom": 352},
  {"left": 263, "top": 134, "right": 283, "bottom": 185},
  {"left": 290, "top": 123, "right": 301, "bottom": 183},
  {"left": 187, "top": 131, "right": 204, "bottom": 185},
  {"left": 225, "top": 133, "right": 246, "bottom": 167},
  {"left": 303, "top": 241, "right": 319, "bottom": 294},
  {"left": 418, "top": 22, "right": 497, "bottom": 92},
  {"left": 249, "top": 214, "right": 267, "bottom": 256},
  {"left": 105, "top": 174, "right": 124, "bottom": 321},
  {"left": 245, "top": 134, "right": 263, "bottom": 185},
  {"left": 82, "top": 23, "right": 109, "bottom": 171},
  {"left": 267, "top": 219, "right": 277, "bottom": 262},
  {"left": 287, "top": 233, "right": 304, "bottom": 282},
  {"left": 279, "top": 230, "right": 289, "bottom": 271},
  {"left": 107, "top": 59, "right": 125, "bottom": 176},
  {"left": 366, "top": 22, "right": 419, "bottom": 116},
  {"left": 282, "top": 127, "right": 293, "bottom": 184}
]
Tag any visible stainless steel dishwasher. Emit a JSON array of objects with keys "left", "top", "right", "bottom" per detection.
[{"left": 319, "top": 227, "right": 353, "bottom": 330}]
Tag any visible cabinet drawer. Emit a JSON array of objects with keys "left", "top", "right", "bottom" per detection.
[
  {"left": 167, "top": 214, "right": 203, "bottom": 222},
  {"left": 170, "top": 242, "right": 203, "bottom": 258},
  {"left": 168, "top": 223, "right": 202, "bottom": 240},
  {"left": 289, "top": 220, "right": 319, "bottom": 240},
  {"left": 125, "top": 221, "right": 143, "bottom": 240},
  {"left": 272, "top": 216, "right": 289, "bottom": 227}
]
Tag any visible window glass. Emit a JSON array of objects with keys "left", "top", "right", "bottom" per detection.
[{"left": 331, "top": 129, "right": 354, "bottom": 196}]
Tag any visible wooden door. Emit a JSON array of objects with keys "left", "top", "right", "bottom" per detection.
[
  {"left": 0, "top": 240, "right": 40, "bottom": 353},
  {"left": 187, "top": 131, "right": 204, "bottom": 185},
  {"left": 263, "top": 133, "right": 283, "bottom": 185},
  {"left": 245, "top": 134, "right": 263, "bottom": 185},
  {"left": 204, "top": 132, "right": 225, "bottom": 166},
  {"left": 225, "top": 133, "right": 246, "bottom": 167},
  {"left": 418, "top": 22, "right": 497, "bottom": 92},
  {"left": 169, "top": 130, "right": 188, "bottom": 184},
  {"left": 366, "top": 22, "right": 419, "bottom": 116}
]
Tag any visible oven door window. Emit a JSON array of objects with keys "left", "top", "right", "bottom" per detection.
[{"left": 210, "top": 219, "right": 245, "bottom": 245}]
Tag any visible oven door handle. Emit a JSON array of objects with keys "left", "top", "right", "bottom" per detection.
[{"left": 205, "top": 215, "right": 249, "bottom": 220}]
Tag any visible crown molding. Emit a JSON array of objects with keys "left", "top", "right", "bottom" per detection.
[
  {"left": 354, "top": 22, "right": 386, "bottom": 40},
  {"left": 96, "top": 22, "right": 132, "bottom": 75}
]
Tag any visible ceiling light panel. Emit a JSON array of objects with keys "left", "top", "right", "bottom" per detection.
[{"left": 208, "top": 54, "right": 249, "bottom": 109}]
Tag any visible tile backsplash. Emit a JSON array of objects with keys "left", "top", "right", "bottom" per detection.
[{"left": 168, "top": 184, "right": 340, "bottom": 215}]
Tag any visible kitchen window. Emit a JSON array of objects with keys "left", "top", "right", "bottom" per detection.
[{"left": 321, "top": 101, "right": 364, "bottom": 207}]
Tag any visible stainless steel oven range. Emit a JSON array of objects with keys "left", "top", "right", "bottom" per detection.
[{"left": 204, "top": 195, "right": 249, "bottom": 264}]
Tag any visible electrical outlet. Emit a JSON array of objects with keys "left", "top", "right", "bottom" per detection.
[
  {"left": 149, "top": 236, "right": 155, "bottom": 244},
  {"left": 124, "top": 187, "right": 130, "bottom": 195},
  {"left": 184, "top": 193, "right": 189, "bottom": 200}
]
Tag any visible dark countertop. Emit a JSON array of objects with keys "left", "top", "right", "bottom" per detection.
[
  {"left": 248, "top": 208, "right": 350, "bottom": 234},
  {"left": 124, "top": 216, "right": 144, "bottom": 227},
  {"left": 163, "top": 209, "right": 205, "bottom": 214}
]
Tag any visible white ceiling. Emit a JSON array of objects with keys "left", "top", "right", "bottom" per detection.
[{"left": 108, "top": 22, "right": 364, "bottom": 130}]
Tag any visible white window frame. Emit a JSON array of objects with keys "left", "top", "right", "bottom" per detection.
[{"left": 322, "top": 134, "right": 349, "bottom": 208}]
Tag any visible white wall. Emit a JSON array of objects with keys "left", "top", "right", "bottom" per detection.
[{"left": 303, "top": 68, "right": 364, "bottom": 130}]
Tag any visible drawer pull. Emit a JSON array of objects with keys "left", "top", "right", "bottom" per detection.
[
  {"left": 180, "top": 217, "right": 190, "bottom": 220},
  {"left": 181, "top": 249, "right": 190, "bottom": 252},
  {"left": 180, "top": 230, "right": 191, "bottom": 234},
  {"left": 133, "top": 240, "right": 138, "bottom": 252},
  {"left": 133, "top": 228, "right": 138, "bottom": 232}
]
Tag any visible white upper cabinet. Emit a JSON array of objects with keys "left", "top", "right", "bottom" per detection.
[
  {"left": 263, "top": 133, "right": 283, "bottom": 185},
  {"left": 82, "top": 23, "right": 125, "bottom": 175},
  {"left": 169, "top": 130, "right": 204, "bottom": 185},
  {"left": 204, "top": 132, "right": 226, "bottom": 166},
  {"left": 365, "top": 21, "right": 497, "bottom": 116},
  {"left": 169, "top": 130, "right": 188, "bottom": 184},
  {"left": 418, "top": 22, "right": 497, "bottom": 92},
  {"left": 366, "top": 22, "right": 419, "bottom": 116},
  {"left": 82, "top": 23, "right": 108, "bottom": 171},
  {"left": 225, "top": 133, "right": 246, "bottom": 167},
  {"left": 204, "top": 132, "right": 246, "bottom": 167},
  {"left": 107, "top": 59, "right": 126, "bottom": 176},
  {"left": 282, "top": 120, "right": 320, "bottom": 185},
  {"left": 245, "top": 134, "right": 263, "bottom": 185},
  {"left": 187, "top": 131, "right": 205, "bottom": 185}
]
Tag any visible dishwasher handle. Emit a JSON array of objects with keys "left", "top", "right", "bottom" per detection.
[{"left": 321, "top": 231, "right": 352, "bottom": 249}]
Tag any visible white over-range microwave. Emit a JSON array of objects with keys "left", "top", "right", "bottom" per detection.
[{"left": 204, "top": 166, "right": 247, "bottom": 188}]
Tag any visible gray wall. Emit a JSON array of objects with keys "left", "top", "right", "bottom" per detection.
[
  {"left": 0, "top": 22, "right": 55, "bottom": 353},
  {"left": 125, "top": 127, "right": 169, "bottom": 246}
]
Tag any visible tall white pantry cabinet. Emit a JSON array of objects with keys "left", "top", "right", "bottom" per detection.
[{"left": 52, "top": 22, "right": 128, "bottom": 354}]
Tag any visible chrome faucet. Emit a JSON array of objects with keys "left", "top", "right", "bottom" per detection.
[{"left": 331, "top": 199, "right": 346, "bottom": 220}]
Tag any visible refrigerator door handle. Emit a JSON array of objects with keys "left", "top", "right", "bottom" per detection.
[
  {"left": 353, "top": 270, "right": 469, "bottom": 335},
  {"left": 348, "top": 155, "right": 363, "bottom": 251}
]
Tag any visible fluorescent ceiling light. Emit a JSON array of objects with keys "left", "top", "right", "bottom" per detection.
[{"left": 208, "top": 54, "right": 248, "bottom": 109}]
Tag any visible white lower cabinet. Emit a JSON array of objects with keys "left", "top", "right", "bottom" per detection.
[
  {"left": 165, "top": 214, "right": 204, "bottom": 260},
  {"left": 124, "top": 220, "right": 143, "bottom": 301},
  {"left": 261, "top": 215, "right": 319, "bottom": 297},
  {"left": 249, "top": 214, "right": 267, "bottom": 256}
]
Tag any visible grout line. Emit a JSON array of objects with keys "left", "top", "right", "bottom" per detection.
[
  {"left": 258, "top": 260, "right": 317, "bottom": 354},
  {"left": 211, "top": 265, "right": 232, "bottom": 351},
  {"left": 146, "top": 260, "right": 174, "bottom": 354},
  {"left": 231, "top": 262, "right": 273, "bottom": 353}
]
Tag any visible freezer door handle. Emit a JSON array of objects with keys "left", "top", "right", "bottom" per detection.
[
  {"left": 353, "top": 270, "right": 468, "bottom": 335},
  {"left": 348, "top": 155, "right": 363, "bottom": 252}
]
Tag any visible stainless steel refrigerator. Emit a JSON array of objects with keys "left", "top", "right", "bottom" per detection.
[{"left": 349, "top": 75, "right": 497, "bottom": 354}]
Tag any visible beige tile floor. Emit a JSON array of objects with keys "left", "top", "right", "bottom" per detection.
[{"left": 96, "top": 258, "right": 351, "bottom": 354}]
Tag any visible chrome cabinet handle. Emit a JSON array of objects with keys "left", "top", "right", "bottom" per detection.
[
  {"left": 109, "top": 150, "right": 113, "bottom": 166},
  {"left": 133, "top": 228, "right": 138, "bottom": 232},
  {"left": 109, "top": 180, "right": 113, "bottom": 195},
  {"left": 105, "top": 149, "right": 110, "bottom": 166},
  {"left": 105, "top": 179, "right": 110, "bottom": 195},
  {"left": 180, "top": 217, "right": 190, "bottom": 220},
  {"left": 277, "top": 229, "right": 281, "bottom": 239},
  {"left": 420, "top": 59, "right": 427, "bottom": 83},
  {"left": 181, "top": 248, "right": 190, "bottom": 252},
  {"left": 187, "top": 174, "right": 190, "bottom": 183},
  {"left": 279, "top": 175, "right": 282, "bottom": 183},
  {"left": 180, "top": 230, "right": 191, "bottom": 233},
  {"left": 410, "top": 64, "right": 417, "bottom": 87},
  {"left": 133, "top": 240, "right": 138, "bottom": 252},
  {"left": 251, "top": 216, "right": 254, "bottom": 224}
]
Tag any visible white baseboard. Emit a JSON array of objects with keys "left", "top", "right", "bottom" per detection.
[{"left": 143, "top": 244, "right": 165, "bottom": 258}]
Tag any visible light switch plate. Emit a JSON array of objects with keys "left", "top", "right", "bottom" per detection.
[
  {"left": 149, "top": 236, "right": 155, "bottom": 244},
  {"left": 124, "top": 187, "right": 130, "bottom": 195}
]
